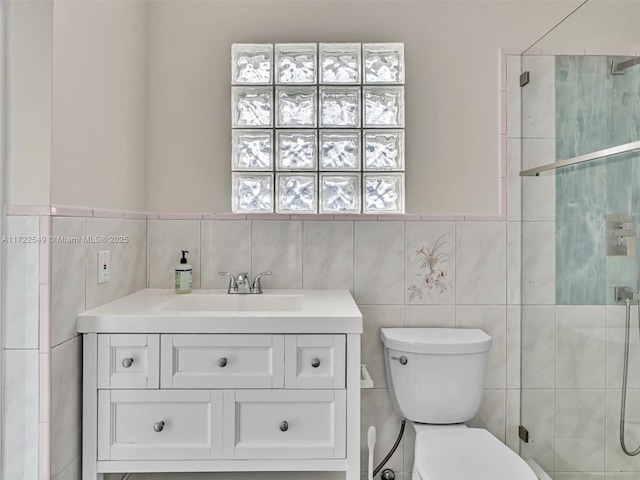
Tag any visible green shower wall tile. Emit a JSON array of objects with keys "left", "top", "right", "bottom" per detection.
[{"left": 555, "top": 56, "right": 640, "bottom": 305}]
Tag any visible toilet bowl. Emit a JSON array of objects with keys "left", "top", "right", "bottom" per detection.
[
  {"left": 381, "top": 328, "right": 537, "bottom": 480},
  {"left": 413, "top": 427, "right": 537, "bottom": 480}
]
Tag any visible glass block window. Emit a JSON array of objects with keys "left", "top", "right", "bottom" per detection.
[{"left": 231, "top": 42, "right": 405, "bottom": 213}]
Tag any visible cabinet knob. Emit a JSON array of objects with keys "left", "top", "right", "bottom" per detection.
[
  {"left": 154, "top": 421, "right": 165, "bottom": 432},
  {"left": 217, "top": 357, "right": 228, "bottom": 368},
  {"left": 122, "top": 358, "right": 134, "bottom": 368},
  {"left": 279, "top": 421, "right": 288, "bottom": 432},
  {"left": 310, "top": 358, "right": 321, "bottom": 368}
]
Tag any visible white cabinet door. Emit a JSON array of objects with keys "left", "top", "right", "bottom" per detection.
[
  {"left": 161, "top": 334, "right": 285, "bottom": 389},
  {"left": 285, "top": 335, "right": 346, "bottom": 389},
  {"left": 98, "top": 390, "right": 223, "bottom": 461},
  {"left": 223, "top": 389, "right": 346, "bottom": 459},
  {"left": 97, "top": 334, "right": 160, "bottom": 389}
]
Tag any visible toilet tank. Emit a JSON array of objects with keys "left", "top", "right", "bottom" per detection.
[{"left": 381, "top": 328, "right": 492, "bottom": 424}]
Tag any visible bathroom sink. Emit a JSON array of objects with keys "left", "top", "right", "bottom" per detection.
[
  {"left": 76, "top": 289, "right": 363, "bottom": 334},
  {"left": 155, "top": 292, "right": 303, "bottom": 312}
]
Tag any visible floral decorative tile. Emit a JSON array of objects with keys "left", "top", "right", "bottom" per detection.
[{"left": 406, "top": 222, "right": 455, "bottom": 304}]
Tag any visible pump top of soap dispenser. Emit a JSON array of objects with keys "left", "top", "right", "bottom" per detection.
[{"left": 180, "top": 250, "right": 189, "bottom": 264}]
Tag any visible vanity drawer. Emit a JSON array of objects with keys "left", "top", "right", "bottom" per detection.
[
  {"left": 97, "top": 334, "right": 160, "bottom": 389},
  {"left": 98, "top": 390, "right": 223, "bottom": 461},
  {"left": 285, "top": 335, "right": 346, "bottom": 389},
  {"left": 223, "top": 389, "right": 346, "bottom": 459},
  {"left": 160, "top": 334, "right": 285, "bottom": 389}
]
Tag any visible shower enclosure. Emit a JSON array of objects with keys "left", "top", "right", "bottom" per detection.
[{"left": 520, "top": 51, "right": 640, "bottom": 479}]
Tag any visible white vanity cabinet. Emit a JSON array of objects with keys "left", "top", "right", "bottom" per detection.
[
  {"left": 98, "top": 389, "right": 224, "bottom": 461},
  {"left": 160, "top": 334, "right": 286, "bottom": 389},
  {"left": 79, "top": 289, "right": 363, "bottom": 480}
]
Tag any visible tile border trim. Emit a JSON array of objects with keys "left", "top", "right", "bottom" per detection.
[{"left": 6, "top": 207, "right": 507, "bottom": 221}]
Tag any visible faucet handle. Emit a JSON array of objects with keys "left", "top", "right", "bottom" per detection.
[
  {"left": 251, "top": 271, "right": 272, "bottom": 294},
  {"left": 219, "top": 272, "right": 238, "bottom": 293}
]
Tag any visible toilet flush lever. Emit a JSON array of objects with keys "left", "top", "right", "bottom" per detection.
[{"left": 391, "top": 356, "right": 408, "bottom": 365}]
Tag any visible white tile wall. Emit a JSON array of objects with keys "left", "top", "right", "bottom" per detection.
[
  {"left": 506, "top": 389, "right": 521, "bottom": 452},
  {"left": 52, "top": 455, "right": 80, "bottom": 480},
  {"left": 252, "top": 220, "right": 303, "bottom": 288},
  {"left": 303, "top": 221, "right": 354, "bottom": 291},
  {"left": 149, "top": 219, "right": 201, "bottom": 289},
  {"left": 404, "top": 304, "right": 455, "bottom": 328},
  {"left": 556, "top": 306, "right": 606, "bottom": 389},
  {"left": 555, "top": 389, "right": 605, "bottom": 472},
  {"left": 521, "top": 388, "right": 556, "bottom": 473},
  {"left": 522, "top": 139, "right": 556, "bottom": 222},
  {"left": 506, "top": 138, "right": 522, "bottom": 222},
  {"left": 359, "top": 305, "right": 404, "bottom": 389},
  {"left": 506, "top": 305, "right": 521, "bottom": 389},
  {"left": 521, "top": 55, "right": 556, "bottom": 139},
  {"left": 122, "top": 218, "right": 148, "bottom": 295},
  {"left": 50, "top": 337, "right": 82, "bottom": 478},
  {"left": 201, "top": 220, "right": 252, "bottom": 289},
  {"left": 555, "top": 474, "right": 605, "bottom": 480},
  {"left": 468, "top": 388, "right": 507, "bottom": 442},
  {"left": 606, "top": 305, "right": 640, "bottom": 389},
  {"left": 521, "top": 305, "right": 556, "bottom": 388},
  {"left": 360, "top": 389, "right": 404, "bottom": 475},
  {"left": 507, "top": 221, "right": 522, "bottom": 305},
  {"left": 456, "top": 221, "right": 507, "bottom": 305},
  {"left": 85, "top": 218, "right": 126, "bottom": 309},
  {"left": 605, "top": 389, "right": 640, "bottom": 472},
  {"left": 2, "top": 350, "right": 39, "bottom": 480},
  {"left": 506, "top": 55, "right": 522, "bottom": 140},
  {"left": 4, "top": 216, "right": 40, "bottom": 349},
  {"left": 51, "top": 218, "right": 86, "bottom": 348},
  {"left": 354, "top": 221, "right": 404, "bottom": 305},
  {"left": 521, "top": 221, "right": 556, "bottom": 305},
  {"left": 457, "top": 305, "right": 507, "bottom": 389}
]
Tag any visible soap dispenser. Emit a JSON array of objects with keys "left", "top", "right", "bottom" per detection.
[{"left": 175, "top": 250, "right": 192, "bottom": 294}]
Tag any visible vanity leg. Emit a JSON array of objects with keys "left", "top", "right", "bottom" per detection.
[
  {"left": 82, "top": 334, "right": 100, "bottom": 480},
  {"left": 346, "top": 334, "right": 361, "bottom": 480}
]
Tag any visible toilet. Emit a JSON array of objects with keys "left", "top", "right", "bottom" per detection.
[{"left": 381, "top": 328, "right": 537, "bottom": 480}]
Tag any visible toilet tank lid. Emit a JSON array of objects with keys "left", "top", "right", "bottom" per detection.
[{"left": 380, "top": 328, "right": 492, "bottom": 354}]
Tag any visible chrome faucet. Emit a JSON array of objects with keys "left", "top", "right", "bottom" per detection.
[
  {"left": 219, "top": 271, "right": 272, "bottom": 294},
  {"left": 250, "top": 271, "right": 272, "bottom": 294},
  {"left": 235, "top": 272, "right": 250, "bottom": 291}
]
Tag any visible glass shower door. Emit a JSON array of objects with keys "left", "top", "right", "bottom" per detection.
[{"left": 520, "top": 53, "right": 640, "bottom": 480}]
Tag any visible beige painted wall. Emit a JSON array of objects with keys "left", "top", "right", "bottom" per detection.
[
  {"left": 6, "top": 0, "right": 53, "bottom": 206},
  {"left": 6, "top": 0, "right": 582, "bottom": 213},
  {"left": 49, "top": 0, "right": 147, "bottom": 211},
  {"left": 526, "top": 0, "right": 640, "bottom": 54},
  {"left": 145, "top": 0, "right": 579, "bottom": 214}
]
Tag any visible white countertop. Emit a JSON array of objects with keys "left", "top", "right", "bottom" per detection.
[{"left": 77, "top": 289, "right": 363, "bottom": 334}]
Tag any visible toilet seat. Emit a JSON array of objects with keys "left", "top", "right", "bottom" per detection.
[{"left": 414, "top": 428, "right": 538, "bottom": 480}]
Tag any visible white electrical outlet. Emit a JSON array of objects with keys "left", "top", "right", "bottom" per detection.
[{"left": 98, "top": 250, "right": 110, "bottom": 284}]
